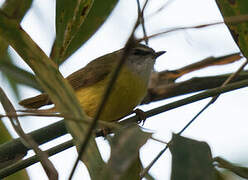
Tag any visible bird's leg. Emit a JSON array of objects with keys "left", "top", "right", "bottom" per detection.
[
  {"left": 133, "top": 108, "right": 147, "bottom": 125},
  {"left": 95, "top": 127, "right": 112, "bottom": 138}
]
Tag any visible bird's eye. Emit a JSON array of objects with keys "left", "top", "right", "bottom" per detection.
[{"left": 133, "top": 49, "right": 151, "bottom": 56}]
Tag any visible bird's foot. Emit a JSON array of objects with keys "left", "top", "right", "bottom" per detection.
[{"left": 133, "top": 108, "right": 147, "bottom": 125}]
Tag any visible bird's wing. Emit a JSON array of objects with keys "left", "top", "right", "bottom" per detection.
[
  {"left": 66, "top": 51, "right": 119, "bottom": 90},
  {"left": 19, "top": 50, "right": 120, "bottom": 109}
]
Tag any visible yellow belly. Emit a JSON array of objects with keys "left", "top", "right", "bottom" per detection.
[{"left": 75, "top": 66, "right": 147, "bottom": 121}]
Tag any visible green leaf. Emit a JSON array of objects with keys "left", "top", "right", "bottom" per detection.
[
  {"left": 169, "top": 134, "right": 215, "bottom": 180},
  {"left": 0, "top": 87, "right": 25, "bottom": 167},
  {"left": 51, "top": 0, "right": 119, "bottom": 64},
  {"left": 0, "top": 88, "right": 27, "bottom": 170},
  {"left": 0, "top": 54, "right": 42, "bottom": 92},
  {"left": 0, "top": 0, "right": 33, "bottom": 54},
  {"left": 51, "top": 0, "right": 94, "bottom": 63},
  {"left": 1, "top": 0, "right": 33, "bottom": 20},
  {"left": 98, "top": 126, "right": 152, "bottom": 180},
  {"left": 216, "top": 0, "right": 248, "bottom": 58},
  {"left": 0, "top": 53, "right": 21, "bottom": 99}
]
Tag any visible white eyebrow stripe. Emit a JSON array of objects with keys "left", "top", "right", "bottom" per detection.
[{"left": 134, "top": 47, "right": 154, "bottom": 53}]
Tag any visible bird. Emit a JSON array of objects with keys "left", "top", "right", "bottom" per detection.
[{"left": 19, "top": 44, "right": 165, "bottom": 122}]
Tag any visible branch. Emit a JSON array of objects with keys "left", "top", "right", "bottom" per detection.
[
  {"left": 144, "top": 70, "right": 248, "bottom": 104},
  {"left": 0, "top": 140, "right": 73, "bottom": 178},
  {"left": 0, "top": 121, "right": 66, "bottom": 165}
]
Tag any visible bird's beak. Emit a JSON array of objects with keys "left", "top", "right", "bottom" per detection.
[{"left": 154, "top": 51, "right": 166, "bottom": 58}]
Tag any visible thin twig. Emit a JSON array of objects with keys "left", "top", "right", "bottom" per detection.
[
  {"left": 138, "top": 14, "right": 248, "bottom": 42},
  {"left": 137, "top": 0, "right": 149, "bottom": 45},
  {"left": 140, "top": 146, "right": 169, "bottom": 177},
  {"left": 210, "top": 60, "right": 248, "bottom": 103},
  {"left": 150, "top": 136, "right": 168, "bottom": 145},
  {"left": 148, "top": 0, "right": 174, "bottom": 18},
  {"left": 179, "top": 59, "right": 248, "bottom": 135}
]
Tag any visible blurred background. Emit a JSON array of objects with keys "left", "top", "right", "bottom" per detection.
[{"left": 0, "top": 0, "right": 247, "bottom": 179}]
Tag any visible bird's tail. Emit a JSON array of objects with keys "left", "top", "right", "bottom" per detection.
[{"left": 19, "top": 94, "right": 52, "bottom": 109}]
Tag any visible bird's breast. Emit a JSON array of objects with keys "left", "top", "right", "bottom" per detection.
[{"left": 75, "top": 66, "right": 148, "bottom": 121}]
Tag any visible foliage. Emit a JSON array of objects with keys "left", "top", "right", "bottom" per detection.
[{"left": 0, "top": 0, "right": 248, "bottom": 179}]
